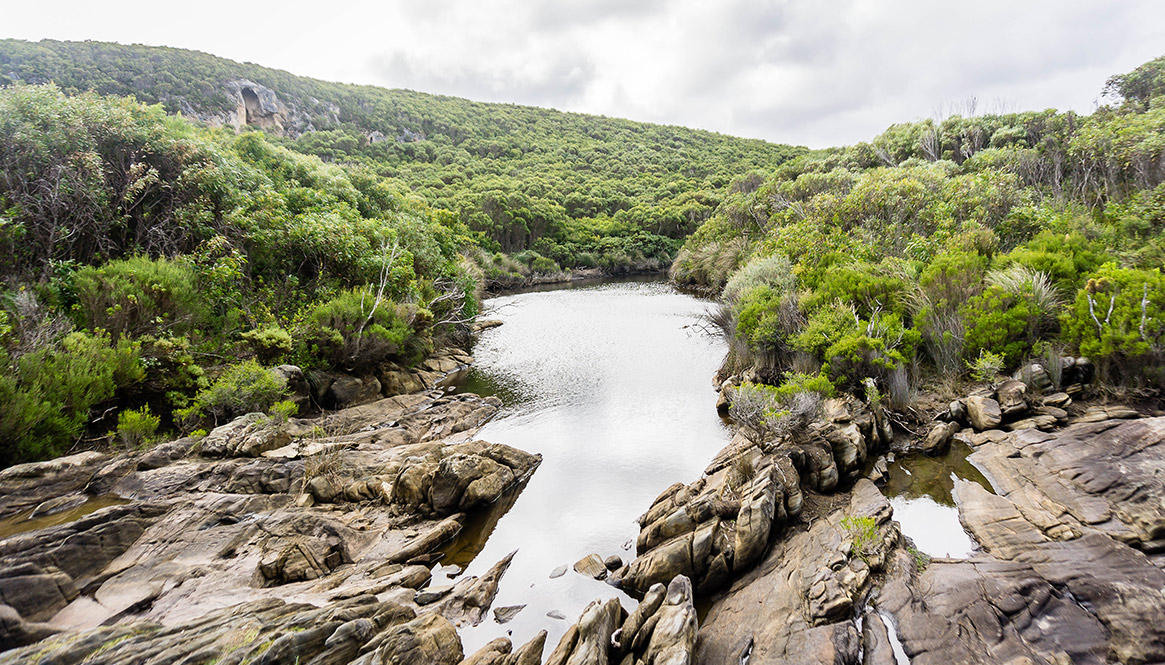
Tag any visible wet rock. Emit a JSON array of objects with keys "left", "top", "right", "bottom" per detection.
[
  {"left": 604, "top": 555, "right": 623, "bottom": 571},
  {"left": 0, "top": 602, "right": 58, "bottom": 651},
  {"left": 435, "top": 550, "right": 516, "bottom": 627},
  {"left": 921, "top": 421, "right": 959, "bottom": 456},
  {"left": 860, "top": 610, "right": 898, "bottom": 665},
  {"left": 616, "top": 582, "right": 666, "bottom": 655},
  {"left": 867, "top": 456, "right": 888, "bottom": 484},
  {"left": 385, "top": 515, "right": 464, "bottom": 564},
  {"left": 949, "top": 399, "right": 968, "bottom": 424},
  {"left": 258, "top": 535, "right": 349, "bottom": 586},
  {"left": 507, "top": 631, "right": 547, "bottom": 665},
  {"left": 415, "top": 584, "right": 454, "bottom": 605},
  {"left": 545, "top": 597, "right": 622, "bottom": 665},
  {"left": 964, "top": 396, "right": 1002, "bottom": 431},
  {"left": 969, "top": 417, "right": 1165, "bottom": 548},
  {"left": 1012, "top": 363, "right": 1052, "bottom": 393},
  {"left": 493, "top": 604, "right": 525, "bottom": 624},
  {"left": 1003, "top": 414, "right": 1058, "bottom": 432},
  {"left": 390, "top": 441, "right": 540, "bottom": 517},
  {"left": 0, "top": 563, "right": 77, "bottom": 621},
  {"left": 327, "top": 374, "right": 382, "bottom": 409},
  {"left": 270, "top": 364, "right": 310, "bottom": 414},
  {"left": 697, "top": 480, "right": 895, "bottom": 665},
  {"left": 734, "top": 465, "right": 781, "bottom": 571},
  {"left": 460, "top": 637, "right": 512, "bottom": 665},
  {"left": 641, "top": 575, "right": 698, "bottom": 665},
  {"left": 574, "top": 553, "right": 608, "bottom": 580},
  {"left": 379, "top": 364, "right": 426, "bottom": 396},
  {"left": 364, "top": 611, "right": 463, "bottom": 665}
]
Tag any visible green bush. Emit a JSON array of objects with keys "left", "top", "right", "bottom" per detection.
[
  {"left": 193, "top": 359, "right": 289, "bottom": 423},
  {"left": 966, "top": 349, "right": 1006, "bottom": 383},
  {"left": 529, "top": 256, "right": 561, "bottom": 274},
  {"left": 73, "top": 256, "right": 207, "bottom": 337},
  {"left": 794, "top": 302, "right": 919, "bottom": 390},
  {"left": 997, "top": 230, "right": 1108, "bottom": 291},
  {"left": 1062, "top": 264, "right": 1165, "bottom": 384},
  {"left": 911, "top": 251, "right": 989, "bottom": 372},
  {"left": 735, "top": 284, "right": 802, "bottom": 356},
  {"left": 305, "top": 288, "right": 427, "bottom": 372},
  {"left": 0, "top": 331, "right": 143, "bottom": 464},
  {"left": 800, "top": 258, "right": 910, "bottom": 317},
  {"left": 138, "top": 335, "right": 208, "bottom": 410},
  {"left": 241, "top": 326, "right": 294, "bottom": 363},
  {"left": 116, "top": 405, "right": 160, "bottom": 448},
  {"left": 961, "top": 286, "right": 1038, "bottom": 367},
  {"left": 268, "top": 399, "right": 299, "bottom": 423},
  {"left": 722, "top": 253, "right": 795, "bottom": 305}
]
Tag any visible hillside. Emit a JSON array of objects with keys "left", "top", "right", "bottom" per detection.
[
  {"left": 0, "top": 39, "right": 803, "bottom": 271},
  {"left": 673, "top": 55, "right": 1165, "bottom": 408}
]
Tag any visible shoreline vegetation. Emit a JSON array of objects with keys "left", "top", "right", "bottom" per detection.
[
  {"left": 0, "top": 42, "right": 1161, "bottom": 466},
  {"left": 0, "top": 38, "right": 1163, "bottom": 665}
]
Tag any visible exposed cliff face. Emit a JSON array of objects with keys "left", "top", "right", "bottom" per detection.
[{"left": 176, "top": 79, "right": 332, "bottom": 137}]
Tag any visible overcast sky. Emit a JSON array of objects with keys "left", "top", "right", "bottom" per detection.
[{"left": 3, "top": 1, "right": 1162, "bottom": 147}]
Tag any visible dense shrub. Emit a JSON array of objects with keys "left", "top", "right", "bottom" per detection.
[
  {"left": 795, "top": 302, "right": 920, "bottom": 390},
  {"left": 0, "top": 331, "right": 143, "bottom": 464},
  {"left": 722, "top": 254, "right": 795, "bottom": 305},
  {"left": 241, "top": 326, "right": 294, "bottom": 363},
  {"left": 911, "top": 251, "right": 989, "bottom": 372},
  {"left": 192, "top": 359, "right": 289, "bottom": 423},
  {"left": 72, "top": 256, "right": 208, "bottom": 337},
  {"left": 729, "top": 374, "right": 833, "bottom": 447},
  {"left": 961, "top": 286, "right": 1038, "bottom": 368},
  {"left": 735, "top": 284, "right": 803, "bottom": 358},
  {"left": 800, "top": 258, "right": 910, "bottom": 317},
  {"left": 1062, "top": 264, "right": 1165, "bottom": 384},
  {"left": 116, "top": 405, "right": 160, "bottom": 447},
  {"left": 997, "top": 230, "right": 1108, "bottom": 291},
  {"left": 305, "top": 288, "right": 429, "bottom": 372}
]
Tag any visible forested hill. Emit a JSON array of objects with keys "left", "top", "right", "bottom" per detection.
[{"left": 0, "top": 39, "right": 804, "bottom": 268}]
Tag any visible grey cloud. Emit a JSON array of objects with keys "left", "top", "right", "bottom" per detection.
[
  {"left": 528, "top": 0, "right": 671, "bottom": 29},
  {"left": 373, "top": 49, "right": 598, "bottom": 108}
]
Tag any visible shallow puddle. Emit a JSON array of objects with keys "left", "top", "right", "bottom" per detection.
[
  {"left": 0, "top": 495, "right": 130, "bottom": 540},
  {"left": 883, "top": 441, "right": 992, "bottom": 558}
]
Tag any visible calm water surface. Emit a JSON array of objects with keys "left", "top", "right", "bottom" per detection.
[
  {"left": 443, "top": 279, "right": 732, "bottom": 655},
  {"left": 883, "top": 441, "right": 993, "bottom": 558}
]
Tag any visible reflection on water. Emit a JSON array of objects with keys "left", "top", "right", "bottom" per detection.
[
  {"left": 444, "top": 279, "right": 732, "bottom": 656},
  {"left": 0, "top": 495, "right": 129, "bottom": 540},
  {"left": 883, "top": 441, "right": 992, "bottom": 558}
]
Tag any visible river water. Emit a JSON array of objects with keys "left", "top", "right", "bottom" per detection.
[{"left": 442, "top": 278, "right": 733, "bottom": 655}]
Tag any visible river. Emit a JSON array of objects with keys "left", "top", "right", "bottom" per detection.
[{"left": 441, "top": 277, "right": 733, "bottom": 655}]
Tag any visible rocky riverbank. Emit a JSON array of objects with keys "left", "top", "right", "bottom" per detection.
[
  {"left": 0, "top": 347, "right": 545, "bottom": 663},
  {"left": 1, "top": 337, "right": 1163, "bottom": 665}
]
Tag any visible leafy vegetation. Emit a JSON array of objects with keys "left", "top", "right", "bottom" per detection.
[
  {"left": 689, "top": 56, "right": 1165, "bottom": 403},
  {"left": 0, "top": 39, "right": 803, "bottom": 274},
  {"left": 0, "top": 83, "right": 476, "bottom": 463}
]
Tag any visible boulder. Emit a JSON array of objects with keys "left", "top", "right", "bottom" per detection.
[
  {"left": 641, "top": 576, "right": 698, "bottom": 665},
  {"left": 200, "top": 413, "right": 291, "bottom": 458},
  {"left": 574, "top": 553, "right": 608, "bottom": 580},
  {"left": 544, "top": 597, "right": 622, "bottom": 665},
  {"left": 921, "top": 421, "right": 960, "bottom": 456},
  {"left": 964, "top": 396, "right": 1003, "bottom": 431},
  {"left": 995, "top": 380, "right": 1030, "bottom": 418},
  {"left": 367, "top": 612, "right": 463, "bottom": 665},
  {"left": 327, "top": 374, "right": 382, "bottom": 408}
]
